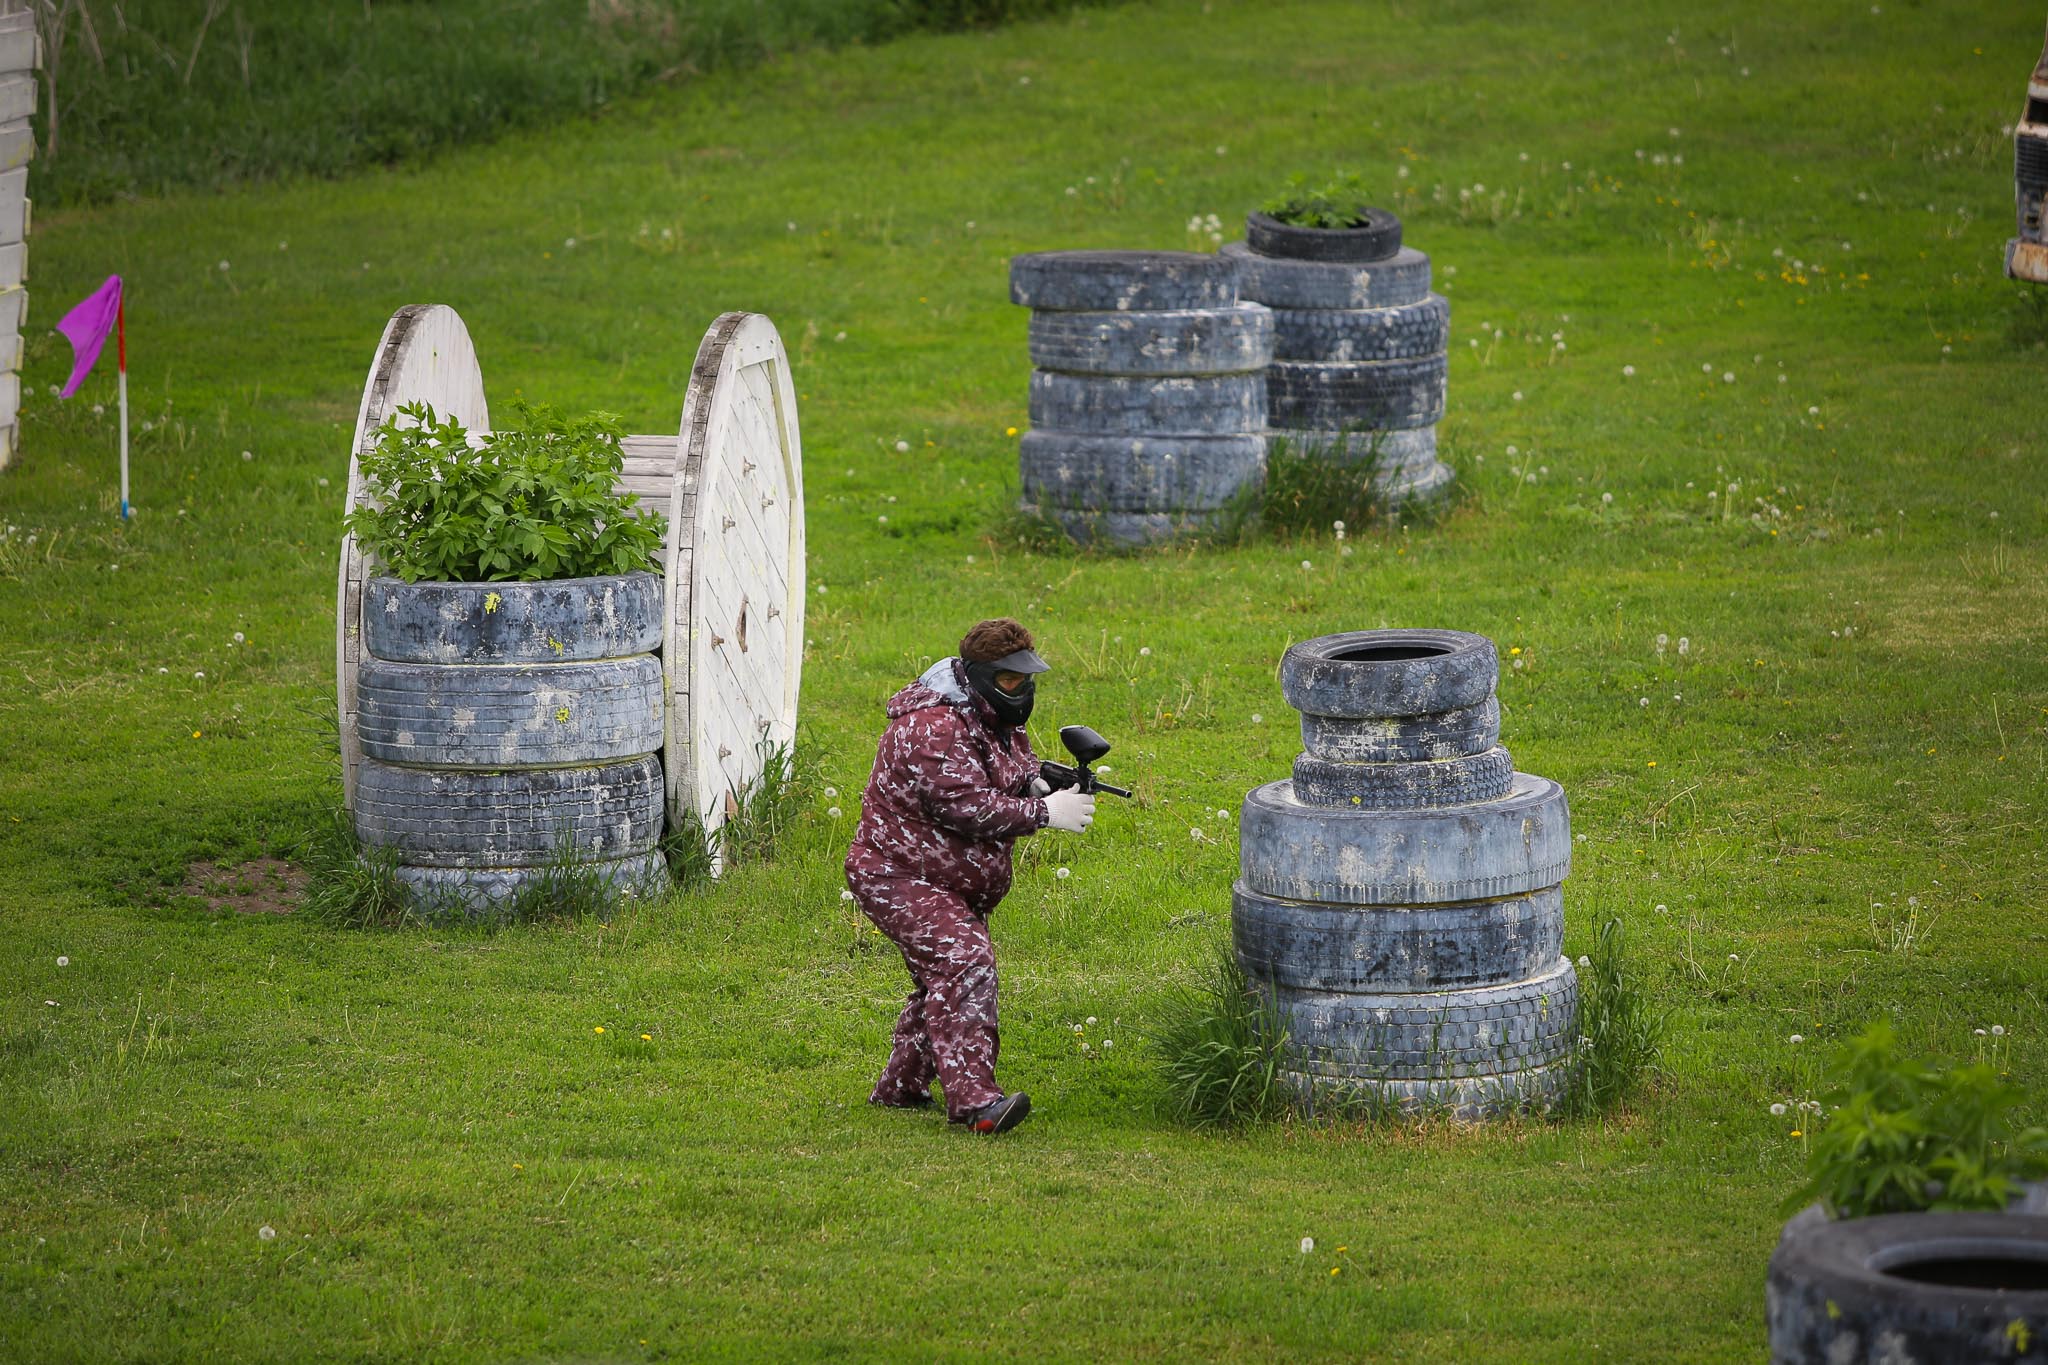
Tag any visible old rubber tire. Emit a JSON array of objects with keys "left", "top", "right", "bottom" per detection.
[
  {"left": 1301, "top": 698, "right": 1500, "bottom": 763},
  {"left": 1032, "top": 505, "right": 1246, "bottom": 549},
  {"left": 1279, "top": 629, "right": 1498, "bottom": 720},
  {"left": 393, "top": 850, "right": 670, "bottom": 924},
  {"left": 352, "top": 754, "right": 665, "bottom": 867},
  {"left": 1290, "top": 746, "right": 1515, "bottom": 808},
  {"left": 1280, "top": 1058, "right": 1570, "bottom": 1120},
  {"left": 1270, "top": 294, "right": 1449, "bottom": 363},
  {"left": 1264, "top": 954, "right": 1578, "bottom": 1080},
  {"left": 1238, "top": 774, "right": 1570, "bottom": 905},
  {"left": 1223, "top": 241, "right": 1431, "bottom": 310},
  {"left": 356, "top": 656, "right": 665, "bottom": 767},
  {"left": 1246, "top": 208, "right": 1402, "bottom": 263},
  {"left": 1009, "top": 250, "right": 1238, "bottom": 312},
  {"left": 362, "top": 573, "right": 662, "bottom": 665},
  {"left": 1267, "top": 426, "right": 1437, "bottom": 470},
  {"left": 1027, "top": 303, "right": 1273, "bottom": 376},
  {"left": 1267, "top": 356, "right": 1448, "bottom": 431},
  {"left": 1027, "top": 370, "right": 1265, "bottom": 436},
  {"left": 1378, "top": 459, "right": 1456, "bottom": 504},
  {"left": 1234, "top": 883, "right": 1563, "bottom": 992},
  {"left": 1766, "top": 1212, "right": 2048, "bottom": 1365},
  {"left": 1019, "top": 431, "right": 1265, "bottom": 513}
]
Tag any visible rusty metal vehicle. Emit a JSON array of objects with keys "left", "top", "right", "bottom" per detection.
[{"left": 2007, "top": 20, "right": 2048, "bottom": 282}]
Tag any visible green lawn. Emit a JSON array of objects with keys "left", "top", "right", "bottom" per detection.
[{"left": 4, "top": 0, "right": 2047, "bottom": 1359}]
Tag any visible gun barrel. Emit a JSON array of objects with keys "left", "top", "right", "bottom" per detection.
[{"left": 1091, "top": 777, "right": 1133, "bottom": 798}]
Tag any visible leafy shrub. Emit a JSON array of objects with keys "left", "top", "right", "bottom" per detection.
[
  {"left": 1260, "top": 171, "right": 1376, "bottom": 229},
  {"left": 1152, "top": 946, "right": 1293, "bottom": 1127},
  {"left": 1564, "top": 917, "right": 1666, "bottom": 1115},
  {"left": 1789, "top": 1021, "right": 2048, "bottom": 1218},
  {"left": 344, "top": 401, "right": 666, "bottom": 583}
]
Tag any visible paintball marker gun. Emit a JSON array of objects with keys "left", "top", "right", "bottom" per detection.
[{"left": 1039, "top": 725, "right": 1132, "bottom": 799}]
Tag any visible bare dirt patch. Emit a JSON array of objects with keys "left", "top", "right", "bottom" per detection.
[{"left": 180, "top": 858, "right": 308, "bottom": 915}]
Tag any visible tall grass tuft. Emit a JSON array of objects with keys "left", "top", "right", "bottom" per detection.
[
  {"left": 1565, "top": 917, "right": 1666, "bottom": 1115},
  {"left": 1152, "top": 945, "right": 1294, "bottom": 1127},
  {"left": 662, "top": 738, "right": 814, "bottom": 888},
  {"left": 1258, "top": 430, "right": 1448, "bottom": 538},
  {"left": 297, "top": 802, "right": 414, "bottom": 930}
]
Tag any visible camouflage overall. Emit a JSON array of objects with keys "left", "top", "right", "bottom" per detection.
[{"left": 844, "top": 658, "right": 1047, "bottom": 1120}]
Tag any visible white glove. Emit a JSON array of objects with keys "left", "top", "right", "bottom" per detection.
[
  {"left": 1027, "top": 777, "right": 1052, "bottom": 797},
  {"left": 1043, "top": 788, "right": 1095, "bottom": 834}
]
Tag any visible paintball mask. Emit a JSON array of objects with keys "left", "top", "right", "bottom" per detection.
[{"left": 964, "top": 647, "right": 1049, "bottom": 728}]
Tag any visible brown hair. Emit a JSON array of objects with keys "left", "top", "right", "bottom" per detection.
[{"left": 959, "top": 618, "right": 1034, "bottom": 663}]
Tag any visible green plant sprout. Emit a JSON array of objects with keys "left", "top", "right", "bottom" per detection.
[
  {"left": 1787, "top": 1020, "right": 2048, "bottom": 1219},
  {"left": 1261, "top": 171, "right": 1376, "bottom": 229},
  {"left": 344, "top": 400, "right": 667, "bottom": 583}
]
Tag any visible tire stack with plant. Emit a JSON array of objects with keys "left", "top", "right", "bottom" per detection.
[
  {"left": 1010, "top": 249, "right": 1273, "bottom": 546},
  {"left": 1233, "top": 629, "right": 1576, "bottom": 1117},
  {"left": 343, "top": 402, "right": 672, "bottom": 921},
  {"left": 1222, "top": 173, "right": 1452, "bottom": 501}
]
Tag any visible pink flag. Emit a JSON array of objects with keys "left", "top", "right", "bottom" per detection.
[{"left": 57, "top": 274, "right": 122, "bottom": 399}]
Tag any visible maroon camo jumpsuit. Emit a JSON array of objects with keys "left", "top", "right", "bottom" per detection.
[{"left": 844, "top": 658, "right": 1047, "bottom": 1120}]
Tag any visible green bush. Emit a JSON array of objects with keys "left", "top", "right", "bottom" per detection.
[
  {"left": 343, "top": 401, "right": 666, "bottom": 584},
  {"left": 1789, "top": 1021, "right": 2048, "bottom": 1218}
]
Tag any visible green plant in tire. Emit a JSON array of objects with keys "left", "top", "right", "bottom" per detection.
[
  {"left": 344, "top": 400, "right": 667, "bottom": 582},
  {"left": 1787, "top": 1020, "right": 2048, "bottom": 1219},
  {"left": 1261, "top": 170, "right": 1377, "bottom": 229}
]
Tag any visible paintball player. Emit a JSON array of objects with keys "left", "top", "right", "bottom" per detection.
[{"left": 844, "top": 618, "right": 1095, "bottom": 1136}]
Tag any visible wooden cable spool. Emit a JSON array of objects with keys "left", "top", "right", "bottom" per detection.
[{"left": 337, "top": 305, "right": 805, "bottom": 868}]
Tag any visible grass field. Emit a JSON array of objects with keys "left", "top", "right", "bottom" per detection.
[{"left": 4, "top": 0, "right": 2047, "bottom": 1358}]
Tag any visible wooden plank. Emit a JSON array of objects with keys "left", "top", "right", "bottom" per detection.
[
  {"left": 0, "top": 28, "right": 38, "bottom": 74},
  {"left": 0, "top": 369, "right": 16, "bottom": 425},
  {"left": 0, "top": 74, "right": 32, "bottom": 124},
  {"left": 0, "top": 421, "right": 13, "bottom": 473},
  {"left": 0, "top": 239, "right": 24, "bottom": 288},
  {"left": 0, "top": 169, "right": 23, "bottom": 240},
  {"left": 0, "top": 118, "right": 31, "bottom": 171},
  {"left": 0, "top": 329, "right": 21, "bottom": 371},
  {"left": 0, "top": 13, "right": 32, "bottom": 36}
]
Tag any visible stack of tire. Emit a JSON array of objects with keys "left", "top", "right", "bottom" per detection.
[
  {"left": 1010, "top": 250, "right": 1272, "bottom": 546},
  {"left": 1221, "top": 209, "right": 1453, "bottom": 502},
  {"left": 1234, "top": 629, "right": 1576, "bottom": 1118},
  {"left": 350, "top": 574, "right": 670, "bottom": 920}
]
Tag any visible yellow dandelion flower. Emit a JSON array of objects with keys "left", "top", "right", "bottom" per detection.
[
  {"left": 513, "top": 1163, "right": 523, "bottom": 1170},
  {"left": 1329, "top": 1266, "right": 1342, "bottom": 1276},
  {"left": 1005, "top": 426, "right": 1019, "bottom": 437},
  {"left": 641, "top": 1033, "right": 653, "bottom": 1041},
  {"left": 594, "top": 1026, "right": 605, "bottom": 1035},
  {"left": 1647, "top": 760, "right": 1657, "bottom": 768}
]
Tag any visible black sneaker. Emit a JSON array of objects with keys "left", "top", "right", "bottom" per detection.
[
  {"left": 961, "top": 1092, "right": 1032, "bottom": 1135},
  {"left": 868, "top": 1091, "right": 935, "bottom": 1110}
]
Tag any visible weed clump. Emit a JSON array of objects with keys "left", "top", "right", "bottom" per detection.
[
  {"left": 1564, "top": 917, "right": 1666, "bottom": 1116},
  {"left": 1152, "top": 946, "right": 1293, "bottom": 1127}
]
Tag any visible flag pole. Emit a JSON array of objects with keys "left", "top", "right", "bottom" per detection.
[{"left": 117, "top": 296, "right": 128, "bottom": 520}]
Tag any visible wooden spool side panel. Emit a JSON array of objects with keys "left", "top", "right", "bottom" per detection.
[
  {"left": 664, "top": 313, "right": 805, "bottom": 864},
  {"left": 336, "top": 305, "right": 489, "bottom": 811}
]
